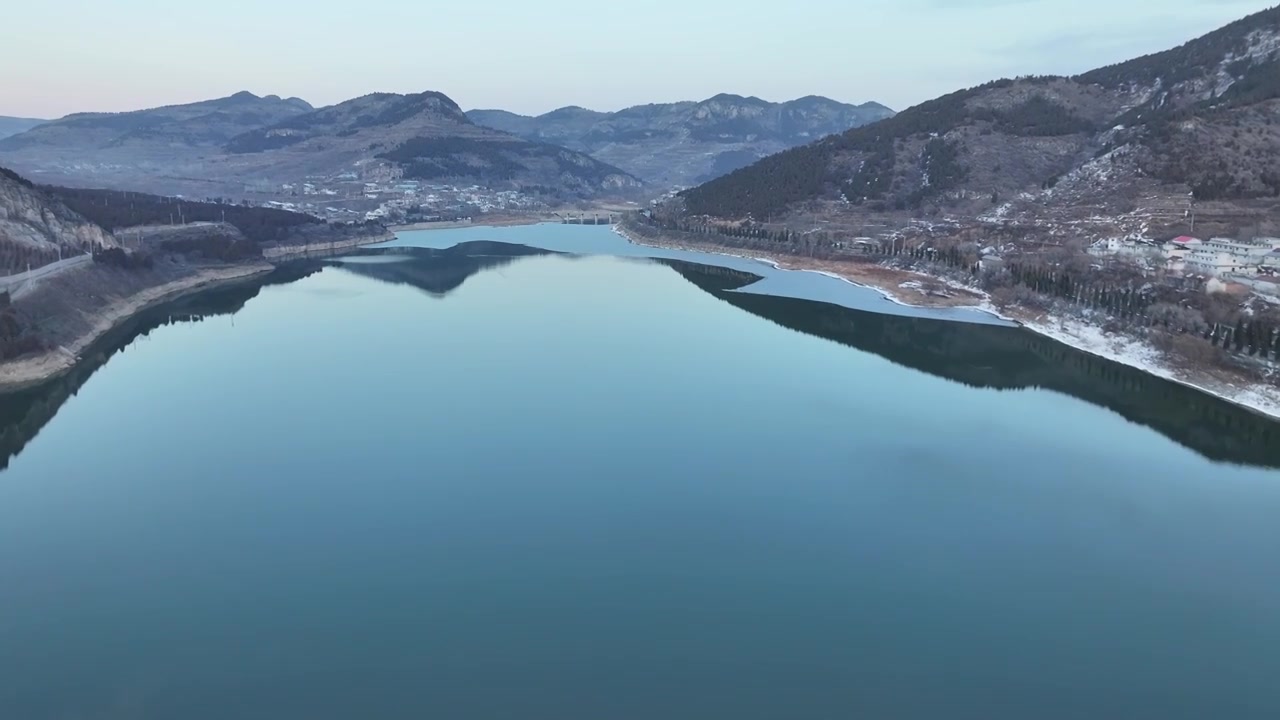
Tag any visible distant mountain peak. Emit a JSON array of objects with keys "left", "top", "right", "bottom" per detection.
[
  {"left": 409, "top": 90, "right": 463, "bottom": 112},
  {"left": 0, "top": 91, "right": 320, "bottom": 155},
  {"left": 543, "top": 105, "right": 604, "bottom": 119},
  {"left": 790, "top": 94, "right": 835, "bottom": 104},
  {"left": 857, "top": 100, "right": 894, "bottom": 112},
  {"left": 701, "top": 93, "right": 769, "bottom": 106}
]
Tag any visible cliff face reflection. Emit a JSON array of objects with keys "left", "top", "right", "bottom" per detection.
[{"left": 2, "top": 244, "right": 1278, "bottom": 472}]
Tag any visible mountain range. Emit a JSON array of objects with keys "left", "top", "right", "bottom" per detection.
[
  {"left": 221, "top": 91, "right": 639, "bottom": 196},
  {"left": 1, "top": 92, "right": 313, "bottom": 155},
  {"left": 0, "top": 91, "right": 639, "bottom": 199},
  {"left": 0, "top": 91, "right": 893, "bottom": 199},
  {"left": 468, "top": 95, "right": 894, "bottom": 186},
  {"left": 677, "top": 6, "right": 1280, "bottom": 240},
  {"left": 0, "top": 92, "right": 316, "bottom": 196}
]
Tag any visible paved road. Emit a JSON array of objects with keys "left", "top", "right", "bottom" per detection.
[{"left": 0, "top": 254, "right": 92, "bottom": 298}]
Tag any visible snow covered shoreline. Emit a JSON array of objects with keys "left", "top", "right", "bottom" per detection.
[
  {"left": 997, "top": 310, "right": 1280, "bottom": 421},
  {"left": 615, "top": 224, "right": 1280, "bottom": 421}
]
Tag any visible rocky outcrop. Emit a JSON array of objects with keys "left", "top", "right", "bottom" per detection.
[{"left": 0, "top": 167, "right": 114, "bottom": 272}]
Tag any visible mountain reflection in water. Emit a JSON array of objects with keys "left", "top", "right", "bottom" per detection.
[
  {"left": 658, "top": 258, "right": 1280, "bottom": 468},
  {"left": 1, "top": 242, "right": 1277, "bottom": 472}
]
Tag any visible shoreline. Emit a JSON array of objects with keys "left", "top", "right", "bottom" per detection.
[
  {"left": 0, "top": 264, "right": 274, "bottom": 393},
  {"left": 389, "top": 216, "right": 551, "bottom": 233},
  {"left": 1001, "top": 308, "right": 1280, "bottom": 422},
  {"left": 610, "top": 225, "right": 984, "bottom": 309},
  {"left": 4, "top": 221, "right": 1276, "bottom": 421},
  {"left": 0, "top": 227, "right": 392, "bottom": 391},
  {"left": 263, "top": 231, "right": 395, "bottom": 259},
  {"left": 613, "top": 224, "right": 1280, "bottom": 422}
]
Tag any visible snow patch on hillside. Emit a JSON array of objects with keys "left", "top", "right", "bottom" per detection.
[{"left": 979, "top": 202, "right": 1014, "bottom": 223}]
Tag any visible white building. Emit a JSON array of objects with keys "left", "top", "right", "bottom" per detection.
[
  {"left": 1088, "top": 238, "right": 1161, "bottom": 259},
  {"left": 1163, "top": 236, "right": 1202, "bottom": 272},
  {"left": 1186, "top": 238, "right": 1280, "bottom": 276}
]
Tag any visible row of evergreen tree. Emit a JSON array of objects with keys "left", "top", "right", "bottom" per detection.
[
  {"left": 0, "top": 245, "right": 66, "bottom": 276},
  {"left": 44, "top": 186, "right": 322, "bottom": 244},
  {"left": 1008, "top": 263, "right": 1280, "bottom": 360}
]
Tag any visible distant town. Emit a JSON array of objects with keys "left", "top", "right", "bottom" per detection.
[{"left": 245, "top": 173, "right": 550, "bottom": 225}]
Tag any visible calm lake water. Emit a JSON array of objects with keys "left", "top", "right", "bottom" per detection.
[{"left": 2, "top": 225, "right": 1279, "bottom": 719}]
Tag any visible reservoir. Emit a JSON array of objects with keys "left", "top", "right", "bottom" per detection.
[{"left": 2, "top": 225, "right": 1278, "bottom": 719}]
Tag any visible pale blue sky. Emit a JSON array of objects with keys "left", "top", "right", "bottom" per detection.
[{"left": 2, "top": 0, "right": 1274, "bottom": 118}]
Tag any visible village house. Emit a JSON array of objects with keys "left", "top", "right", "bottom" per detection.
[
  {"left": 1088, "top": 237, "right": 1161, "bottom": 259},
  {"left": 1163, "top": 236, "right": 1202, "bottom": 273},
  {"left": 1260, "top": 249, "right": 1280, "bottom": 275},
  {"left": 1187, "top": 237, "right": 1280, "bottom": 276}
]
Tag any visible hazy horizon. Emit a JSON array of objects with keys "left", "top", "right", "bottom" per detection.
[{"left": 1, "top": 0, "right": 1275, "bottom": 119}]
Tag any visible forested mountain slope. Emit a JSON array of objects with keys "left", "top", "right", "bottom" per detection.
[{"left": 678, "top": 7, "right": 1280, "bottom": 225}]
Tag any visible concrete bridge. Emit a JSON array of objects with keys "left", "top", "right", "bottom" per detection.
[{"left": 558, "top": 212, "right": 615, "bottom": 225}]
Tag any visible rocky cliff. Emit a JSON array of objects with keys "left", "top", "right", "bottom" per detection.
[{"left": 0, "top": 167, "right": 115, "bottom": 273}]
